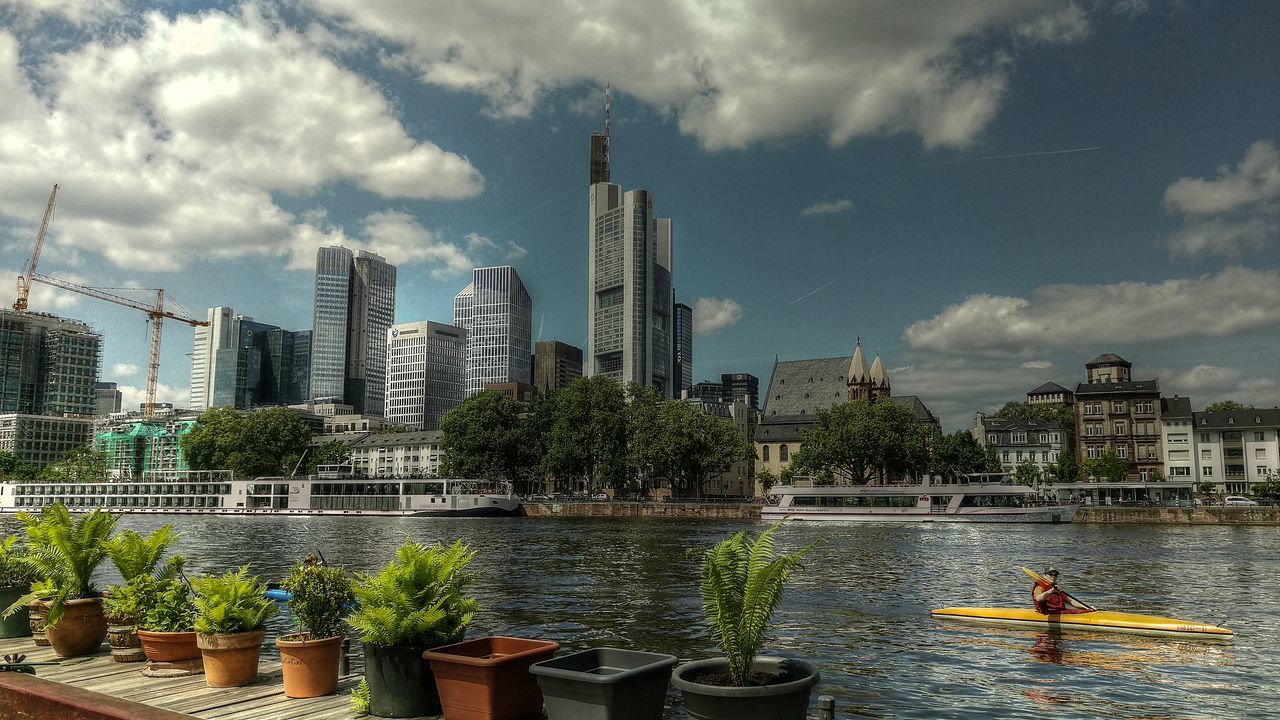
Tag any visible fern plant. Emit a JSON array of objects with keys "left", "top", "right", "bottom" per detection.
[
  {"left": 347, "top": 540, "right": 477, "bottom": 648},
  {"left": 192, "top": 567, "right": 276, "bottom": 634},
  {"left": 103, "top": 556, "right": 186, "bottom": 624},
  {"left": 0, "top": 535, "right": 40, "bottom": 589},
  {"left": 106, "top": 526, "right": 179, "bottom": 582},
  {"left": 2, "top": 505, "right": 119, "bottom": 627},
  {"left": 699, "top": 521, "right": 813, "bottom": 687}
]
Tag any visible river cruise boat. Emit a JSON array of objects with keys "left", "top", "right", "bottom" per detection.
[
  {"left": 762, "top": 472, "right": 1077, "bottom": 523},
  {"left": 0, "top": 467, "right": 521, "bottom": 518}
]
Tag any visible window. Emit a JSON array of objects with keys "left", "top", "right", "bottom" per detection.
[
  {"left": 1202, "top": 466, "right": 1213, "bottom": 477},
  {"left": 1003, "top": 451, "right": 1010, "bottom": 461},
  {"left": 1259, "top": 466, "right": 1269, "bottom": 477},
  {"left": 761, "top": 445, "right": 770, "bottom": 462},
  {"left": 1139, "top": 469, "right": 1148, "bottom": 481},
  {"left": 1201, "top": 449, "right": 1212, "bottom": 460},
  {"left": 1171, "top": 467, "right": 1191, "bottom": 476},
  {"left": 1135, "top": 401, "right": 1154, "bottom": 414},
  {"left": 779, "top": 444, "right": 789, "bottom": 462},
  {"left": 1016, "top": 451, "right": 1023, "bottom": 462},
  {"left": 1087, "top": 446, "right": 1101, "bottom": 459},
  {"left": 1255, "top": 432, "right": 1266, "bottom": 442},
  {"left": 1257, "top": 448, "right": 1268, "bottom": 459},
  {"left": 1117, "top": 445, "right": 1127, "bottom": 459},
  {"left": 1200, "top": 433, "right": 1210, "bottom": 442},
  {"left": 1039, "top": 433, "right": 1049, "bottom": 444},
  {"left": 1041, "top": 452, "right": 1049, "bottom": 462},
  {"left": 988, "top": 434, "right": 997, "bottom": 444},
  {"left": 1112, "top": 401, "right": 1126, "bottom": 413},
  {"left": 1012, "top": 433, "right": 1027, "bottom": 444},
  {"left": 1115, "top": 421, "right": 1126, "bottom": 435}
]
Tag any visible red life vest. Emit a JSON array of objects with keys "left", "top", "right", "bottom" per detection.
[{"left": 1031, "top": 579, "right": 1067, "bottom": 614}]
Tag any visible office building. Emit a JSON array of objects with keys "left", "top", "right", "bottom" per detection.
[
  {"left": 720, "top": 373, "right": 760, "bottom": 410},
  {"left": 0, "top": 309, "right": 101, "bottom": 417},
  {"left": 0, "top": 413, "right": 94, "bottom": 468},
  {"left": 690, "top": 381, "right": 724, "bottom": 403},
  {"left": 532, "top": 341, "right": 583, "bottom": 395},
  {"left": 453, "top": 266, "right": 533, "bottom": 396},
  {"left": 190, "top": 307, "right": 310, "bottom": 410},
  {"left": 385, "top": 321, "right": 467, "bottom": 431},
  {"left": 673, "top": 302, "right": 693, "bottom": 399},
  {"left": 95, "top": 382, "right": 122, "bottom": 417},
  {"left": 310, "top": 246, "right": 396, "bottom": 415}
]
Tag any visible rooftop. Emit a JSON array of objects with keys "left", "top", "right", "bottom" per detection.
[
  {"left": 761, "top": 356, "right": 850, "bottom": 417},
  {"left": 1075, "top": 380, "right": 1159, "bottom": 395},
  {"left": 1161, "top": 396, "right": 1193, "bottom": 419},
  {"left": 1086, "top": 353, "right": 1131, "bottom": 367},
  {"left": 1194, "top": 408, "right": 1280, "bottom": 429},
  {"left": 1027, "top": 381, "right": 1072, "bottom": 396}
]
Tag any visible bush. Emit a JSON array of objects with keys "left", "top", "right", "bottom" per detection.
[
  {"left": 192, "top": 567, "right": 276, "bottom": 635},
  {"left": 347, "top": 540, "right": 477, "bottom": 648},
  {"left": 0, "top": 535, "right": 40, "bottom": 589},
  {"left": 4, "top": 505, "right": 118, "bottom": 627},
  {"left": 140, "top": 578, "right": 197, "bottom": 633},
  {"left": 281, "top": 561, "right": 354, "bottom": 640}
]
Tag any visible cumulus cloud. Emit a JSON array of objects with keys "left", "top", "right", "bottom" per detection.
[
  {"left": 1164, "top": 140, "right": 1280, "bottom": 256},
  {"left": 0, "top": 0, "right": 126, "bottom": 27},
  {"left": 903, "top": 266, "right": 1280, "bottom": 357},
  {"left": 288, "top": 210, "right": 475, "bottom": 279},
  {"left": 800, "top": 199, "right": 854, "bottom": 217},
  {"left": 503, "top": 241, "right": 528, "bottom": 261},
  {"left": 27, "top": 274, "right": 86, "bottom": 310},
  {"left": 0, "top": 9, "right": 484, "bottom": 273},
  {"left": 1019, "top": 360, "right": 1053, "bottom": 369},
  {"left": 1161, "top": 365, "right": 1280, "bottom": 410},
  {"left": 307, "top": 0, "right": 1093, "bottom": 150},
  {"left": 118, "top": 381, "right": 184, "bottom": 411},
  {"left": 110, "top": 362, "right": 140, "bottom": 377},
  {"left": 692, "top": 297, "right": 744, "bottom": 335}
]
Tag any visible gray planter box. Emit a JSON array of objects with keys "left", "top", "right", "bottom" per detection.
[
  {"left": 531, "top": 647, "right": 678, "bottom": 720},
  {"left": 672, "top": 656, "right": 819, "bottom": 720}
]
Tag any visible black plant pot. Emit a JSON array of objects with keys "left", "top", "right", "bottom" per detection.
[
  {"left": 364, "top": 644, "right": 441, "bottom": 718},
  {"left": 531, "top": 647, "right": 678, "bottom": 720},
  {"left": 0, "top": 587, "right": 30, "bottom": 639},
  {"left": 671, "top": 656, "right": 819, "bottom": 720}
]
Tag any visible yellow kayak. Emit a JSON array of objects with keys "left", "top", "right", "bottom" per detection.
[{"left": 932, "top": 607, "right": 1233, "bottom": 640}]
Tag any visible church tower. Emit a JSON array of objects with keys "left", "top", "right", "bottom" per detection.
[{"left": 848, "top": 338, "right": 891, "bottom": 402}]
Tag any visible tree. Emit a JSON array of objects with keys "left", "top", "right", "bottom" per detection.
[
  {"left": 542, "top": 376, "right": 628, "bottom": 492},
  {"left": 755, "top": 468, "right": 776, "bottom": 496},
  {"left": 440, "top": 391, "right": 538, "bottom": 492},
  {"left": 623, "top": 384, "right": 667, "bottom": 494},
  {"left": 1013, "top": 458, "right": 1041, "bottom": 486},
  {"left": 789, "top": 400, "right": 932, "bottom": 483},
  {"left": 1080, "top": 450, "right": 1128, "bottom": 482},
  {"left": 39, "top": 448, "right": 110, "bottom": 482},
  {"left": 650, "top": 400, "right": 753, "bottom": 498},
  {"left": 928, "top": 431, "right": 992, "bottom": 477},
  {"left": 0, "top": 451, "right": 38, "bottom": 482},
  {"left": 1197, "top": 480, "right": 1216, "bottom": 495},
  {"left": 1148, "top": 467, "right": 1164, "bottom": 483},
  {"left": 994, "top": 401, "right": 1076, "bottom": 449},
  {"left": 1054, "top": 445, "right": 1079, "bottom": 483},
  {"left": 1204, "top": 400, "right": 1251, "bottom": 413},
  {"left": 307, "top": 440, "right": 351, "bottom": 475},
  {"left": 984, "top": 443, "right": 1002, "bottom": 473},
  {"left": 181, "top": 407, "right": 311, "bottom": 477}
]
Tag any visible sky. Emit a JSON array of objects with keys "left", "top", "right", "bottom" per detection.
[{"left": 0, "top": 0, "right": 1277, "bottom": 431}]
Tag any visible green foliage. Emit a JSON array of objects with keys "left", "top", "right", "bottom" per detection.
[
  {"left": 1204, "top": 400, "right": 1251, "bottom": 413},
  {"left": 994, "top": 402, "right": 1076, "bottom": 448},
  {"left": 646, "top": 399, "right": 753, "bottom": 497},
  {"left": 38, "top": 448, "right": 110, "bottom": 483},
  {"left": 1080, "top": 450, "right": 1129, "bottom": 482},
  {"left": 0, "top": 535, "right": 40, "bottom": 588},
  {"left": 929, "top": 431, "right": 994, "bottom": 477},
  {"left": 1054, "top": 445, "right": 1079, "bottom": 483},
  {"left": 351, "top": 678, "right": 371, "bottom": 714},
  {"left": 181, "top": 407, "right": 312, "bottom": 478},
  {"left": 282, "top": 561, "right": 354, "bottom": 640},
  {"left": 192, "top": 567, "right": 276, "bottom": 634},
  {"left": 1251, "top": 475, "right": 1280, "bottom": 497},
  {"left": 307, "top": 441, "right": 352, "bottom": 475},
  {"left": 441, "top": 391, "right": 538, "bottom": 491},
  {"left": 104, "top": 551, "right": 186, "bottom": 624},
  {"left": 347, "top": 540, "right": 477, "bottom": 648},
  {"left": 543, "top": 377, "right": 629, "bottom": 492},
  {"left": 3, "top": 505, "right": 118, "bottom": 627},
  {"left": 1013, "top": 458, "right": 1042, "bottom": 486},
  {"left": 1197, "top": 480, "right": 1216, "bottom": 495},
  {"left": 790, "top": 400, "right": 933, "bottom": 483},
  {"left": 107, "top": 526, "right": 179, "bottom": 582},
  {"left": 1148, "top": 467, "right": 1165, "bottom": 483},
  {"left": 699, "top": 522, "right": 814, "bottom": 687},
  {"left": 0, "top": 451, "right": 38, "bottom": 481},
  {"left": 756, "top": 468, "right": 776, "bottom": 495},
  {"left": 140, "top": 577, "right": 196, "bottom": 633}
]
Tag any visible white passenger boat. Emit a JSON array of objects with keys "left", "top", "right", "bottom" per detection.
[
  {"left": 0, "top": 468, "right": 521, "bottom": 518},
  {"left": 762, "top": 472, "right": 1077, "bottom": 523}
]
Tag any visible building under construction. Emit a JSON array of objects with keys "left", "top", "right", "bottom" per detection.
[{"left": 93, "top": 409, "right": 200, "bottom": 480}]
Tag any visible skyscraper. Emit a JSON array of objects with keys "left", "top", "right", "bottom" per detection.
[
  {"left": 0, "top": 308, "right": 100, "bottom": 416},
  {"left": 385, "top": 321, "right": 467, "bottom": 430},
  {"left": 453, "top": 266, "right": 533, "bottom": 396},
  {"left": 190, "top": 307, "right": 311, "bottom": 410},
  {"left": 532, "top": 340, "right": 583, "bottom": 395},
  {"left": 95, "top": 382, "right": 122, "bottom": 417},
  {"left": 720, "top": 373, "right": 760, "bottom": 410},
  {"left": 673, "top": 301, "right": 693, "bottom": 398},
  {"left": 309, "top": 247, "right": 396, "bottom": 415},
  {"left": 587, "top": 184, "right": 674, "bottom": 394}
]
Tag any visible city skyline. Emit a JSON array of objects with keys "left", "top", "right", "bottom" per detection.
[{"left": 0, "top": 2, "right": 1276, "bottom": 430}]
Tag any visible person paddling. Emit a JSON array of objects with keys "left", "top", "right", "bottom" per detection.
[{"left": 1032, "top": 569, "right": 1093, "bottom": 615}]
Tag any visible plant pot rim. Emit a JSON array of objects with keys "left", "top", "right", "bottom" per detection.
[
  {"left": 671, "top": 656, "right": 819, "bottom": 697},
  {"left": 530, "top": 647, "right": 678, "bottom": 685},
  {"left": 61, "top": 596, "right": 104, "bottom": 606},
  {"left": 423, "top": 635, "right": 560, "bottom": 667},
  {"left": 277, "top": 633, "right": 344, "bottom": 647},
  {"left": 137, "top": 628, "right": 197, "bottom": 637}
]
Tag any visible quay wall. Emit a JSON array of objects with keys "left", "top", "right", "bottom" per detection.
[
  {"left": 521, "top": 501, "right": 760, "bottom": 520},
  {"left": 1075, "top": 506, "right": 1280, "bottom": 525},
  {"left": 0, "top": 672, "right": 192, "bottom": 720}
]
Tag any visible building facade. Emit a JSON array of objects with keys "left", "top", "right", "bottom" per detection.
[
  {"left": 385, "top": 321, "right": 467, "bottom": 431},
  {"left": 721, "top": 373, "right": 760, "bottom": 410},
  {"left": 453, "top": 266, "right": 533, "bottom": 396},
  {"left": 1074, "top": 354, "right": 1164, "bottom": 481},
  {"left": 685, "top": 398, "right": 758, "bottom": 498},
  {"left": 319, "top": 430, "right": 446, "bottom": 479},
  {"left": 1160, "top": 397, "right": 1195, "bottom": 482},
  {"left": 971, "top": 413, "right": 1063, "bottom": 480},
  {"left": 673, "top": 301, "right": 693, "bottom": 399},
  {"left": 0, "top": 413, "right": 94, "bottom": 468},
  {"left": 0, "top": 309, "right": 101, "bottom": 417},
  {"left": 95, "top": 382, "right": 122, "bottom": 417},
  {"left": 1193, "top": 408, "right": 1279, "bottom": 495},
  {"left": 532, "top": 340, "right": 583, "bottom": 395},
  {"left": 190, "top": 307, "right": 310, "bottom": 410},
  {"left": 94, "top": 410, "right": 199, "bottom": 479},
  {"left": 309, "top": 247, "right": 396, "bottom": 415}
]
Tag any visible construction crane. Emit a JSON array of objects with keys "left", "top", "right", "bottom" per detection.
[
  {"left": 27, "top": 274, "right": 207, "bottom": 417},
  {"left": 13, "top": 183, "right": 59, "bottom": 313}
]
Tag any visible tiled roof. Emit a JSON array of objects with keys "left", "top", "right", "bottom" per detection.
[
  {"left": 1075, "top": 380, "right": 1159, "bottom": 395},
  {"left": 979, "top": 417, "right": 1064, "bottom": 432},
  {"left": 1193, "top": 409, "right": 1280, "bottom": 430},
  {"left": 887, "top": 395, "right": 939, "bottom": 425},
  {"left": 761, "top": 357, "right": 851, "bottom": 417},
  {"left": 1027, "top": 381, "right": 1071, "bottom": 396},
  {"left": 1160, "top": 396, "right": 1193, "bottom": 419},
  {"left": 1086, "top": 353, "right": 1130, "bottom": 366}
]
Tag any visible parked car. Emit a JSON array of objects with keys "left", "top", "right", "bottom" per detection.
[
  {"left": 529, "top": 494, "right": 551, "bottom": 502},
  {"left": 1224, "top": 496, "right": 1259, "bottom": 507},
  {"left": 590, "top": 493, "right": 609, "bottom": 501}
]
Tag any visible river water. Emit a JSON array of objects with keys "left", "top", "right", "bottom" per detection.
[{"left": 9, "top": 514, "right": 1276, "bottom": 718}]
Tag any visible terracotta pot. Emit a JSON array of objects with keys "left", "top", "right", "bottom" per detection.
[
  {"left": 107, "top": 623, "right": 146, "bottom": 663},
  {"left": 28, "top": 600, "right": 50, "bottom": 646},
  {"left": 197, "top": 629, "right": 266, "bottom": 688},
  {"left": 45, "top": 597, "right": 108, "bottom": 658},
  {"left": 0, "top": 587, "right": 30, "bottom": 639},
  {"left": 277, "top": 634, "right": 344, "bottom": 698},
  {"left": 424, "top": 636, "right": 560, "bottom": 720},
  {"left": 137, "top": 629, "right": 201, "bottom": 662}
]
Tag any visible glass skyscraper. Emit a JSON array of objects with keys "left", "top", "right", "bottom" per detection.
[
  {"left": 673, "top": 301, "right": 693, "bottom": 398},
  {"left": 385, "top": 320, "right": 467, "bottom": 430},
  {"left": 309, "top": 247, "right": 396, "bottom": 415},
  {"left": 190, "top": 306, "right": 310, "bottom": 410},
  {"left": 453, "top": 266, "right": 533, "bottom": 396}
]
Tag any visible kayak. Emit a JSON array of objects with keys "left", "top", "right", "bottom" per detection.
[{"left": 931, "top": 607, "right": 1233, "bottom": 640}]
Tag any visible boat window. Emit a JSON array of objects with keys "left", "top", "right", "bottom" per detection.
[{"left": 959, "top": 495, "right": 1025, "bottom": 508}]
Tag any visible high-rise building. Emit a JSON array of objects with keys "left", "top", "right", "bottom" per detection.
[
  {"left": 190, "top": 307, "right": 310, "bottom": 410},
  {"left": 673, "top": 302, "right": 693, "bottom": 399},
  {"left": 95, "top": 382, "right": 122, "bottom": 417},
  {"left": 532, "top": 340, "right": 583, "bottom": 395},
  {"left": 453, "top": 266, "right": 533, "bottom": 396},
  {"left": 385, "top": 321, "right": 467, "bottom": 431},
  {"left": 587, "top": 181, "right": 674, "bottom": 393},
  {"left": 720, "top": 373, "right": 760, "bottom": 410},
  {"left": 0, "top": 309, "right": 100, "bottom": 416},
  {"left": 309, "top": 247, "right": 396, "bottom": 415}
]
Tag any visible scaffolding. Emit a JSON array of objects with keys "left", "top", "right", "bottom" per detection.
[{"left": 93, "top": 414, "right": 198, "bottom": 480}]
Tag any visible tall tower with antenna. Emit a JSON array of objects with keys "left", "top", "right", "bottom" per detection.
[{"left": 588, "top": 84, "right": 611, "bottom": 185}]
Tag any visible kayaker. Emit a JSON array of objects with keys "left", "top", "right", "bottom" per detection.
[{"left": 1032, "top": 569, "right": 1092, "bottom": 614}]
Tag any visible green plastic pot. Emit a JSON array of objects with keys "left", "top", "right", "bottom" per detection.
[
  {"left": 0, "top": 587, "right": 30, "bottom": 639},
  {"left": 364, "top": 644, "right": 441, "bottom": 718}
]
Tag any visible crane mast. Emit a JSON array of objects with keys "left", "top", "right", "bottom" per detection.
[{"left": 14, "top": 184, "right": 59, "bottom": 313}]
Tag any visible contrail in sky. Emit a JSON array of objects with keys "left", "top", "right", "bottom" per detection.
[
  {"left": 929, "top": 146, "right": 1102, "bottom": 165},
  {"left": 788, "top": 273, "right": 849, "bottom": 306},
  {"left": 536, "top": 313, "right": 545, "bottom": 342}
]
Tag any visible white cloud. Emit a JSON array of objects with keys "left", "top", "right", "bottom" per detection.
[
  {"left": 800, "top": 199, "right": 854, "bottom": 217},
  {"left": 466, "top": 233, "right": 497, "bottom": 252},
  {"left": 307, "top": 1, "right": 1092, "bottom": 151},
  {"left": 288, "top": 211, "right": 476, "bottom": 279},
  {"left": 1019, "top": 360, "right": 1053, "bottom": 369},
  {"left": 903, "top": 266, "right": 1280, "bottom": 357},
  {"left": 0, "top": 0, "right": 125, "bottom": 27},
  {"left": 692, "top": 297, "right": 744, "bottom": 335},
  {"left": 1164, "top": 140, "right": 1280, "bottom": 256},
  {"left": 27, "top": 274, "right": 87, "bottom": 310},
  {"left": 0, "top": 9, "right": 484, "bottom": 273},
  {"left": 1161, "top": 365, "right": 1280, "bottom": 410},
  {"left": 503, "top": 241, "right": 527, "bottom": 261},
  {"left": 118, "top": 381, "right": 184, "bottom": 411},
  {"left": 109, "top": 362, "right": 140, "bottom": 377}
]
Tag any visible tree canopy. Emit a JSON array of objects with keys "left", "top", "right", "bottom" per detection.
[
  {"left": 1080, "top": 450, "right": 1129, "bottom": 482},
  {"left": 1204, "top": 400, "right": 1251, "bottom": 413},
  {"left": 440, "top": 390, "right": 539, "bottom": 491},
  {"left": 181, "top": 407, "right": 312, "bottom": 477},
  {"left": 929, "top": 431, "right": 998, "bottom": 477},
  {"left": 789, "top": 400, "right": 933, "bottom": 483}
]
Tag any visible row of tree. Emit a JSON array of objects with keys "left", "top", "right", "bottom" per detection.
[{"left": 180, "top": 407, "right": 349, "bottom": 477}]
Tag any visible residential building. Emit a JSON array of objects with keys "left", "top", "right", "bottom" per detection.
[
  {"left": 0, "top": 414, "right": 94, "bottom": 468},
  {"left": 673, "top": 301, "right": 693, "bottom": 399},
  {"left": 1193, "top": 408, "right": 1280, "bottom": 495},
  {"left": 684, "top": 398, "right": 758, "bottom": 498},
  {"left": 971, "top": 413, "right": 1063, "bottom": 481},
  {"left": 385, "top": 321, "right": 466, "bottom": 431},
  {"left": 190, "top": 306, "right": 311, "bottom": 410},
  {"left": 453, "top": 266, "right": 533, "bottom": 396},
  {"left": 0, "top": 309, "right": 101, "bottom": 417},
  {"left": 586, "top": 138, "right": 675, "bottom": 394},
  {"left": 721, "top": 373, "right": 760, "bottom": 410},
  {"left": 484, "top": 383, "right": 535, "bottom": 404},
  {"left": 93, "top": 410, "right": 199, "bottom": 479},
  {"left": 95, "top": 382, "right": 122, "bottom": 417},
  {"left": 318, "top": 430, "right": 446, "bottom": 479},
  {"left": 1160, "top": 397, "right": 1195, "bottom": 482},
  {"left": 532, "top": 340, "right": 583, "bottom": 395},
  {"left": 1074, "top": 354, "right": 1163, "bottom": 480},
  {"left": 1027, "top": 381, "right": 1075, "bottom": 407},
  {"left": 309, "top": 246, "right": 396, "bottom": 415}
]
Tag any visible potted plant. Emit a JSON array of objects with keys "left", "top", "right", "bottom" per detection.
[
  {"left": 135, "top": 575, "right": 200, "bottom": 664},
  {"left": 276, "top": 559, "right": 354, "bottom": 698},
  {"left": 0, "top": 535, "right": 40, "bottom": 639},
  {"left": 670, "top": 522, "right": 820, "bottom": 720},
  {"left": 103, "top": 526, "right": 180, "bottom": 663},
  {"left": 346, "top": 540, "right": 478, "bottom": 719},
  {"left": 531, "top": 647, "right": 678, "bottom": 720},
  {"left": 192, "top": 566, "right": 276, "bottom": 687},
  {"left": 2, "top": 505, "right": 119, "bottom": 657}
]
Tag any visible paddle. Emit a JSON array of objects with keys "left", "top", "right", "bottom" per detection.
[{"left": 1021, "top": 566, "right": 1096, "bottom": 611}]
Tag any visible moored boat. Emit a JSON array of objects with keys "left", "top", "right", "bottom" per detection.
[{"left": 931, "top": 606, "right": 1233, "bottom": 640}]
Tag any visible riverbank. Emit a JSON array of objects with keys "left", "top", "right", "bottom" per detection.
[{"left": 1075, "top": 505, "right": 1280, "bottom": 525}]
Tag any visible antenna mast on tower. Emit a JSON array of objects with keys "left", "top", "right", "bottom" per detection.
[{"left": 602, "top": 83, "right": 611, "bottom": 179}]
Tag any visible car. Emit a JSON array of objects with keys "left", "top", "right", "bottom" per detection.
[
  {"left": 529, "top": 494, "right": 551, "bottom": 502},
  {"left": 1223, "top": 496, "right": 1259, "bottom": 507},
  {"left": 591, "top": 493, "right": 609, "bottom": 501}
]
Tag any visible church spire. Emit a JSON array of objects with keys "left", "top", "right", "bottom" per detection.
[
  {"left": 869, "top": 355, "right": 886, "bottom": 387},
  {"left": 848, "top": 337, "right": 869, "bottom": 383}
]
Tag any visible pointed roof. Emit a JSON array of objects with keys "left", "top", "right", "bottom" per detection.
[
  {"left": 1027, "top": 381, "right": 1071, "bottom": 396},
  {"left": 848, "top": 338, "right": 869, "bottom": 383},
  {"left": 1086, "top": 353, "right": 1130, "bottom": 367},
  {"left": 869, "top": 355, "right": 888, "bottom": 387}
]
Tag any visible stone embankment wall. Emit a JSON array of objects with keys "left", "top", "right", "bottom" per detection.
[
  {"left": 521, "top": 501, "right": 761, "bottom": 520},
  {"left": 1075, "top": 506, "right": 1280, "bottom": 525}
]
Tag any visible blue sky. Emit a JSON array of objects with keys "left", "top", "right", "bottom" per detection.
[{"left": 0, "top": 0, "right": 1277, "bottom": 430}]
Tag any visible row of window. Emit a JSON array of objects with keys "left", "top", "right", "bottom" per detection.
[
  {"left": 1081, "top": 401, "right": 1155, "bottom": 415},
  {"left": 760, "top": 445, "right": 789, "bottom": 462}
]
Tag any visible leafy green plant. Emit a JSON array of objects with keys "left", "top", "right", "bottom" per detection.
[
  {"left": 347, "top": 540, "right": 477, "bottom": 648},
  {"left": 0, "top": 535, "right": 40, "bottom": 589},
  {"left": 106, "top": 526, "right": 179, "bottom": 582},
  {"left": 103, "top": 556, "right": 186, "bottom": 624},
  {"left": 2, "top": 505, "right": 119, "bottom": 627},
  {"left": 141, "top": 577, "right": 196, "bottom": 633},
  {"left": 192, "top": 567, "right": 276, "bottom": 635},
  {"left": 351, "top": 678, "right": 371, "bottom": 714},
  {"left": 281, "top": 561, "right": 354, "bottom": 640},
  {"left": 699, "top": 521, "right": 814, "bottom": 687}
]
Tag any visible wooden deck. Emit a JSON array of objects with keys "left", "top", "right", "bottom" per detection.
[{"left": 0, "top": 635, "right": 440, "bottom": 720}]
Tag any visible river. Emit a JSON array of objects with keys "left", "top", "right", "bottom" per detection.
[{"left": 8, "top": 514, "right": 1276, "bottom": 718}]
